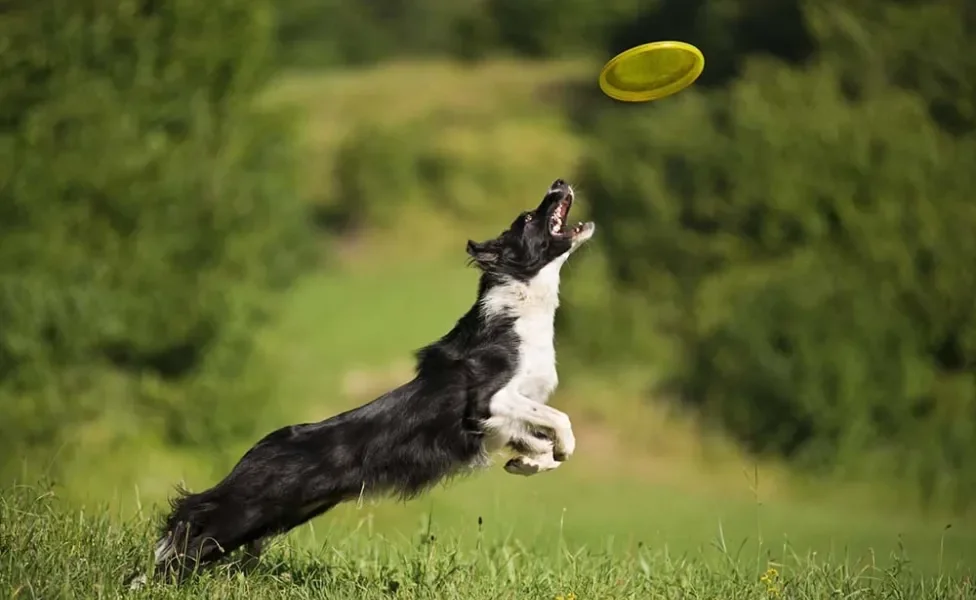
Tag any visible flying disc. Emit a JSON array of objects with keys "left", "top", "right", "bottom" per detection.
[{"left": 599, "top": 41, "right": 705, "bottom": 102}]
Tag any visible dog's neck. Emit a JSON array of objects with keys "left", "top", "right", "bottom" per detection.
[
  {"left": 479, "top": 257, "right": 567, "bottom": 320},
  {"left": 478, "top": 255, "right": 569, "bottom": 406}
]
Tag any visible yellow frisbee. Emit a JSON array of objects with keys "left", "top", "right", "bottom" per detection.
[{"left": 599, "top": 41, "right": 705, "bottom": 102}]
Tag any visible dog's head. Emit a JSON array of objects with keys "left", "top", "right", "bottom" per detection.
[{"left": 466, "top": 179, "right": 595, "bottom": 280}]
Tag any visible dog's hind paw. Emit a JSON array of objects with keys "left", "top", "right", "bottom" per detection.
[{"left": 125, "top": 573, "right": 149, "bottom": 591}]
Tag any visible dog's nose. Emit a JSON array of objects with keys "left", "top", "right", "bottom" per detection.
[{"left": 550, "top": 179, "right": 567, "bottom": 191}]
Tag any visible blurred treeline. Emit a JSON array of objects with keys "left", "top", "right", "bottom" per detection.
[
  {"left": 574, "top": 0, "right": 976, "bottom": 509},
  {"left": 0, "top": 0, "right": 317, "bottom": 469},
  {"left": 274, "top": 0, "right": 639, "bottom": 66},
  {"left": 2, "top": 0, "right": 975, "bottom": 511}
]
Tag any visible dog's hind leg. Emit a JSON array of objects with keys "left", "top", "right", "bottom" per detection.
[
  {"left": 238, "top": 537, "right": 265, "bottom": 574},
  {"left": 228, "top": 499, "right": 342, "bottom": 576},
  {"left": 152, "top": 487, "right": 269, "bottom": 583},
  {"left": 153, "top": 526, "right": 227, "bottom": 583}
]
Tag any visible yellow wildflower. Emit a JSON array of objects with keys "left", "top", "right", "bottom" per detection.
[{"left": 760, "top": 567, "right": 781, "bottom": 597}]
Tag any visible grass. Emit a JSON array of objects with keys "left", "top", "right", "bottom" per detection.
[
  {"left": 3, "top": 484, "right": 974, "bottom": 600},
  {"left": 5, "top": 58, "right": 976, "bottom": 597}
]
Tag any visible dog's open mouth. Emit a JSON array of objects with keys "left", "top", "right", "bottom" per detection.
[{"left": 548, "top": 193, "right": 593, "bottom": 241}]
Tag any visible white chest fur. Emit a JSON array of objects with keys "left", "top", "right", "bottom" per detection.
[{"left": 481, "top": 257, "right": 566, "bottom": 405}]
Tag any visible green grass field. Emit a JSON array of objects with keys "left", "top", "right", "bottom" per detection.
[
  {"left": 4, "top": 59, "right": 976, "bottom": 598},
  {"left": 3, "top": 484, "right": 974, "bottom": 599}
]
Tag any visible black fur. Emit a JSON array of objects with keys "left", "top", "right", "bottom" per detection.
[{"left": 151, "top": 179, "right": 582, "bottom": 580}]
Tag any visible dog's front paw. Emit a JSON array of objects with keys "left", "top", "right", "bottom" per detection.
[
  {"left": 504, "top": 455, "right": 563, "bottom": 476},
  {"left": 504, "top": 456, "right": 540, "bottom": 476},
  {"left": 552, "top": 426, "right": 576, "bottom": 462}
]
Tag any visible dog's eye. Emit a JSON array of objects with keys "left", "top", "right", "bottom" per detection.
[{"left": 524, "top": 214, "right": 534, "bottom": 223}]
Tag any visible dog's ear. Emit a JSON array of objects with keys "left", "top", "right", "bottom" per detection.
[{"left": 466, "top": 239, "right": 498, "bottom": 268}]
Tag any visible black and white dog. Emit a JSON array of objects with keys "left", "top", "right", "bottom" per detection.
[{"left": 148, "top": 179, "right": 595, "bottom": 581}]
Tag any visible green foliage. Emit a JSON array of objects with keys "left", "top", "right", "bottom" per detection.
[
  {"left": 807, "top": 0, "right": 976, "bottom": 136},
  {"left": 312, "top": 105, "right": 582, "bottom": 239},
  {"left": 273, "top": 0, "right": 643, "bottom": 67},
  {"left": 576, "top": 1, "right": 976, "bottom": 507},
  {"left": 321, "top": 122, "right": 459, "bottom": 232},
  {"left": 275, "top": 0, "right": 496, "bottom": 67},
  {"left": 485, "top": 0, "right": 640, "bottom": 59},
  {"left": 0, "top": 0, "right": 315, "bottom": 473},
  {"left": 602, "top": 0, "right": 816, "bottom": 88}
]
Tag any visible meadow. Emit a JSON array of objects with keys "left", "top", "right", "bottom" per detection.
[
  {"left": 3, "top": 59, "right": 975, "bottom": 598},
  {"left": 4, "top": 483, "right": 974, "bottom": 600}
]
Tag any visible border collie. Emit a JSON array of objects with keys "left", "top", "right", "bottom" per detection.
[{"left": 144, "top": 179, "right": 595, "bottom": 582}]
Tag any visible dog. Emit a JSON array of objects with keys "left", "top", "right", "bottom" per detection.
[{"left": 143, "top": 178, "right": 595, "bottom": 583}]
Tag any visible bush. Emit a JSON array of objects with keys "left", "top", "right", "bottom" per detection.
[
  {"left": 575, "top": 54, "right": 976, "bottom": 507},
  {"left": 275, "top": 0, "right": 497, "bottom": 67},
  {"left": 316, "top": 114, "right": 577, "bottom": 239},
  {"left": 0, "top": 0, "right": 315, "bottom": 474},
  {"left": 807, "top": 0, "right": 976, "bottom": 137},
  {"left": 321, "top": 122, "right": 458, "bottom": 233},
  {"left": 273, "top": 0, "right": 644, "bottom": 68},
  {"left": 485, "top": 0, "right": 640, "bottom": 59}
]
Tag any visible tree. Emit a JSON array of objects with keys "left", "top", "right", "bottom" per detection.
[
  {"left": 0, "top": 0, "right": 315, "bottom": 473},
  {"left": 573, "top": 0, "right": 976, "bottom": 508}
]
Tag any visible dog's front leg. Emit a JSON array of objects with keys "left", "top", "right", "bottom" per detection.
[
  {"left": 499, "top": 427, "right": 560, "bottom": 477},
  {"left": 486, "top": 391, "right": 576, "bottom": 463}
]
